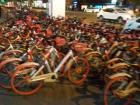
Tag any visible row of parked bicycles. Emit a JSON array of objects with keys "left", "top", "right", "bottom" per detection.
[{"left": 0, "top": 8, "right": 140, "bottom": 105}]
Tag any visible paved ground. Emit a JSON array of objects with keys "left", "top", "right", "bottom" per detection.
[
  {"left": 0, "top": 79, "right": 104, "bottom": 105},
  {"left": 0, "top": 78, "right": 139, "bottom": 105}
]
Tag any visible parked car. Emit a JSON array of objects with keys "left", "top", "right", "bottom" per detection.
[
  {"left": 118, "top": 7, "right": 135, "bottom": 17},
  {"left": 97, "top": 7, "right": 135, "bottom": 23},
  {"left": 84, "top": 7, "right": 100, "bottom": 13},
  {"left": 123, "top": 17, "right": 140, "bottom": 31}
]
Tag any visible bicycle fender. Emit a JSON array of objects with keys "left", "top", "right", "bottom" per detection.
[
  {"left": 107, "top": 58, "right": 125, "bottom": 64},
  {"left": 130, "top": 47, "right": 139, "bottom": 54},
  {"left": 108, "top": 63, "right": 130, "bottom": 71},
  {"left": 16, "top": 62, "right": 39, "bottom": 71},
  {"left": 85, "top": 51, "right": 102, "bottom": 57},
  {"left": 3, "top": 50, "right": 23, "bottom": 55},
  {"left": 0, "top": 58, "right": 22, "bottom": 70},
  {"left": 109, "top": 73, "right": 132, "bottom": 80}
]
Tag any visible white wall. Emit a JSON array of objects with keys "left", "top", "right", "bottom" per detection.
[{"left": 48, "top": 0, "right": 65, "bottom": 17}]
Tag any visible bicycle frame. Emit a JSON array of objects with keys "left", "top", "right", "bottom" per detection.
[{"left": 25, "top": 46, "right": 74, "bottom": 82}]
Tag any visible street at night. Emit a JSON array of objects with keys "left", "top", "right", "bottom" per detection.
[{"left": 0, "top": 0, "right": 140, "bottom": 105}]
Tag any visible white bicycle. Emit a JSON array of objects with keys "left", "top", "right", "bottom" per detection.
[{"left": 10, "top": 46, "right": 90, "bottom": 95}]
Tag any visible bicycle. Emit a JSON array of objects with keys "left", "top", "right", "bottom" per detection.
[
  {"left": 10, "top": 46, "right": 89, "bottom": 95},
  {"left": 104, "top": 63, "right": 140, "bottom": 105}
]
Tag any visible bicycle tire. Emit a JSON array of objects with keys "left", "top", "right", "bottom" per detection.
[
  {"left": 104, "top": 76, "right": 133, "bottom": 105},
  {"left": 11, "top": 62, "right": 43, "bottom": 95},
  {"left": 67, "top": 57, "right": 90, "bottom": 85},
  {"left": 0, "top": 58, "right": 22, "bottom": 89}
]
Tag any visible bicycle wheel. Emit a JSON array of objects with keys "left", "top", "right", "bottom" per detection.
[
  {"left": 0, "top": 58, "right": 22, "bottom": 89},
  {"left": 11, "top": 62, "right": 44, "bottom": 95},
  {"left": 67, "top": 57, "right": 90, "bottom": 85},
  {"left": 104, "top": 76, "right": 133, "bottom": 105}
]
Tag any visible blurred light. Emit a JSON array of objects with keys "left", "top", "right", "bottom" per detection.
[{"left": 111, "top": 0, "right": 117, "bottom": 4}]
